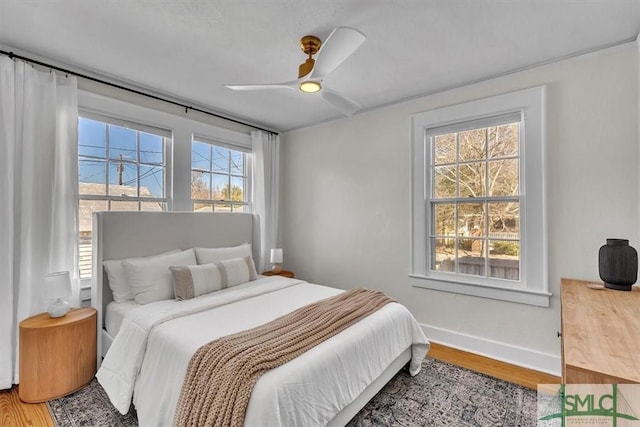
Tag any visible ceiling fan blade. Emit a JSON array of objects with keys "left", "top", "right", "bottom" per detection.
[
  {"left": 310, "top": 27, "right": 366, "bottom": 79},
  {"left": 225, "top": 79, "right": 298, "bottom": 91},
  {"left": 321, "top": 88, "right": 361, "bottom": 116}
]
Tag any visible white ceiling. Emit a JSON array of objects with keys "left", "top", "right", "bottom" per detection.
[{"left": 1, "top": 0, "right": 639, "bottom": 132}]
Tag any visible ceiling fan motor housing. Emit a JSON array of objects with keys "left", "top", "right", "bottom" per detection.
[{"left": 298, "top": 35, "right": 321, "bottom": 78}]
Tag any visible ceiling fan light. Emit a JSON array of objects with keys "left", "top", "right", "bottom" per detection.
[{"left": 299, "top": 80, "right": 322, "bottom": 93}]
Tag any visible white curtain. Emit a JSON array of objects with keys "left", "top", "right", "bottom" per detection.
[
  {"left": 251, "top": 130, "right": 280, "bottom": 272},
  {"left": 0, "top": 57, "right": 79, "bottom": 389}
]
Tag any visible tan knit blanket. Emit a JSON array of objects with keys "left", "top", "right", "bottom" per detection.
[{"left": 173, "top": 288, "right": 393, "bottom": 427}]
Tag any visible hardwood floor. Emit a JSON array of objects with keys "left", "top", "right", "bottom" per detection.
[
  {"left": 0, "top": 386, "right": 53, "bottom": 427},
  {"left": 0, "top": 343, "right": 559, "bottom": 426},
  {"left": 428, "top": 342, "right": 560, "bottom": 389}
]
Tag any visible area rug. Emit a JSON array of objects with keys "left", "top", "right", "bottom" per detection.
[{"left": 48, "top": 357, "right": 537, "bottom": 426}]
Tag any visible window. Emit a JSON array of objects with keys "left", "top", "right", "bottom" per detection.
[
  {"left": 191, "top": 138, "right": 250, "bottom": 212},
  {"left": 410, "top": 86, "right": 549, "bottom": 306},
  {"left": 429, "top": 115, "right": 521, "bottom": 280},
  {"left": 78, "top": 113, "right": 169, "bottom": 278},
  {"left": 76, "top": 91, "right": 252, "bottom": 285}
]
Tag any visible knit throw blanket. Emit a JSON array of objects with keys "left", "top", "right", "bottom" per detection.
[{"left": 173, "top": 288, "right": 393, "bottom": 427}]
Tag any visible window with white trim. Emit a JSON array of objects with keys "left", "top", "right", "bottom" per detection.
[
  {"left": 78, "top": 113, "right": 169, "bottom": 279},
  {"left": 191, "top": 137, "right": 250, "bottom": 212},
  {"left": 76, "top": 91, "right": 253, "bottom": 287},
  {"left": 410, "top": 86, "right": 549, "bottom": 306},
  {"left": 429, "top": 114, "right": 521, "bottom": 280}
]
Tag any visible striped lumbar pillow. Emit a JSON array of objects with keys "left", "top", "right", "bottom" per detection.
[{"left": 170, "top": 256, "right": 258, "bottom": 301}]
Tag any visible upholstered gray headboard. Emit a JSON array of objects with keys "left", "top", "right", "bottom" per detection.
[{"left": 90, "top": 211, "right": 260, "bottom": 364}]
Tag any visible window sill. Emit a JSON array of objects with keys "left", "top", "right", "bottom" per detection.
[{"left": 409, "top": 274, "right": 551, "bottom": 307}]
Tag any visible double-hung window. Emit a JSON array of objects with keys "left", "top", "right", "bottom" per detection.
[
  {"left": 410, "top": 86, "right": 549, "bottom": 306},
  {"left": 78, "top": 113, "right": 169, "bottom": 279},
  {"left": 428, "top": 114, "right": 521, "bottom": 280},
  {"left": 191, "top": 137, "right": 250, "bottom": 212}
]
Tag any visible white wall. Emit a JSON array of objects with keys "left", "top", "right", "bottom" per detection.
[{"left": 281, "top": 43, "right": 639, "bottom": 374}]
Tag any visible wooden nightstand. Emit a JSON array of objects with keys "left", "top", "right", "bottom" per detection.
[
  {"left": 262, "top": 270, "right": 295, "bottom": 278},
  {"left": 19, "top": 307, "right": 97, "bottom": 403}
]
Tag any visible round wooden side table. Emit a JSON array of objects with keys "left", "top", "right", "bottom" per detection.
[{"left": 19, "top": 307, "right": 97, "bottom": 403}]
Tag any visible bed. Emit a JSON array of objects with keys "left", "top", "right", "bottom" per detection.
[{"left": 91, "top": 211, "right": 429, "bottom": 426}]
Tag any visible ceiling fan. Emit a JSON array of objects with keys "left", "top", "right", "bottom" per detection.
[{"left": 225, "top": 27, "right": 366, "bottom": 116}]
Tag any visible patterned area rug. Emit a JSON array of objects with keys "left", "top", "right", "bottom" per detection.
[
  {"left": 347, "top": 358, "right": 537, "bottom": 426},
  {"left": 47, "top": 380, "right": 137, "bottom": 427},
  {"left": 48, "top": 357, "right": 537, "bottom": 426}
]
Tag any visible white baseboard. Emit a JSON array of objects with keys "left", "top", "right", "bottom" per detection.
[{"left": 421, "top": 323, "right": 561, "bottom": 376}]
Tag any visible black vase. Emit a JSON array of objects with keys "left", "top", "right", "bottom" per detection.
[{"left": 598, "top": 238, "right": 638, "bottom": 291}]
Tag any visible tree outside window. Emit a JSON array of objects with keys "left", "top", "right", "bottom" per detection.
[
  {"left": 191, "top": 140, "right": 248, "bottom": 212},
  {"left": 430, "top": 122, "right": 520, "bottom": 281}
]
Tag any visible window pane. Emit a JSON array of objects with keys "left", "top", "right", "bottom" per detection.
[
  {"left": 488, "top": 159, "right": 519, "bottom": 197},
  {"left": 78, "top": 199, "right": 107, "bottom": 236},
  {"left": 140, "top": 165, "right": 164, "bottom": 198},
  {"left": 434, "top": 133, "right": 456, "bottom": 165},
  {"left": 230, "top": 176, "right": 244, "bottom": 202},
  {"left": 458, "top": 128, "right": 486, "bottom": 162},
  {"left": 432, "top": 238, "right": 455, "bottom": 272},
  {"left": 458, "top": 162, "right": 486, "bottom": 198},
  {"left": 139, "top": 132, "right": 163, "bottom": 164},
  {"left": 433, "top": 203, "right": 455, "bottom": 236},
  {"left": 192, "top": 171, "right": 211, "bottom": 200},
  {"left": 433, "top": 165, "right": 456, "bottom": 199},
  {"left": 489, "top": 202, "right": 520, "bottom": 237},
  {"left": 192, "top": 141, "right": 211, "bottom": 171},
  {"left": 78, "top": 199, "right": 108, "bottom": 279},
  {"left": 457, "top": 203, "right": 485, "bottom": 238},
  {"left": 191, "top": 141, "right": 248, "bottom": 214},
  {"left": 488, "top": 123, "right": 519, "bottom": 159},
  {"left": 213, "top": 147, "right": 230, "bottom": 173},
  {"left": 109, "top": 162, "right": 137, "bottom": 194},
  {"left": 193, "top": 203, "right": 213, "bottom": 212},
  {"left": 489, "top": 240, "right": 520, "bottom": 280},
  {"left": 458, "top": 239, "right": 486, "bottom": 277},
  {"left": 79, "top": 118, "right": 106, "bottom": 158},
  {"left": 110, "top": 200, "right": 140, "bottom": 211},
  {"left": 79, "top": 159, "right": 106, "bottom": 192},
  {"left": 141, "top": 201, "right": 165, "bottom": 211},
  {"left": 212, "top": 174, "right": 229, "bottom": 200},
  {"left": 108, "top": 125, "right": 137, "bottom": 161},
  {"left": 230, "top": 151, "right": 244, "bottom": 175}
]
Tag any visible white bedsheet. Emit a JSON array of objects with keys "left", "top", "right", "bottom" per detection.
[
  {"left": 104, "top": 301, "right": 139, "bottom": 337},
  {"left": 97, "top": 276, "right": 429, "bottom": 426}
]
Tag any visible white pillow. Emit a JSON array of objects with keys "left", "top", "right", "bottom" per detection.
[
  {"left": 123, "top": 248, "right": 197, "bottom": 304},
  {"left": 103, "top": 249, "right": 180, "bottom": 303},
  {"left": 195, "top": 243, "right": 253, "bottom": 265},
  {"left": 170, "top": 256, "right": 258, "bottom": 301}
]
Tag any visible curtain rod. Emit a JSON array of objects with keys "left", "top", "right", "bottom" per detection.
[{"left": 0, "top": 49, "right": 278, "bottom": 135}]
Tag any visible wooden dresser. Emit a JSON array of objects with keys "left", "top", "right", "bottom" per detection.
[{"left": 561, "top": 278, "right": 640, "bottom": 383}]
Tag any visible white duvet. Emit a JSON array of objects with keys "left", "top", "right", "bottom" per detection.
[{"left": 97, "top": 276, "right": 429, "bottom": 426}]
